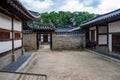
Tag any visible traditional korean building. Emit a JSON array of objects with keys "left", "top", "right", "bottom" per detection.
[
  {"left": 81, "top": 9, "right": 120, "bottom": 56},
  {"left": 0, "top": 0, "right": 39, "bottom": 69},
  {"left": 23, "top": 23, "right": 55, "bottom": 51}
]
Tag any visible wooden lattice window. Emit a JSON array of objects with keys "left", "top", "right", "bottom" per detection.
[
  {"left": 0, "top": 30, "right": 10, "bottom": 41},
  {"left": 14, "top": 32, "right": 21, "bottom": 40}
]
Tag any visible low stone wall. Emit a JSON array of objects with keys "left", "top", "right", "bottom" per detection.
[
  {"left": 52, "top": 32, "right": 84, "bottom": 50},
  {"left": 23, "top": 33, "right": 37, "bottom": 51}
]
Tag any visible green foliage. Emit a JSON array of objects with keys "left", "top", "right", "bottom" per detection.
[{"left": 35, "top": 11, "right": 96, "bottom": 28}]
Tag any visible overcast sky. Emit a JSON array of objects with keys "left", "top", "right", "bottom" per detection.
[{"left": 20, "top": 0, "right": 120, "bottom": 14}]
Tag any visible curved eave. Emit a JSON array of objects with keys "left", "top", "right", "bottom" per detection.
[
  {"left": 80, "top": 8, "right": 120, "bottom": 28},
  {"left": 13, "top": 0, "right": 40, "bottom": 20},
  {"left": 0, "top": 0, "right": 40, "bottom": 20}
]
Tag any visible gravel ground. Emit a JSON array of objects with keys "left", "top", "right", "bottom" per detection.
[{"left": 26, "top": 48, "right": 120, "bottom": 80}]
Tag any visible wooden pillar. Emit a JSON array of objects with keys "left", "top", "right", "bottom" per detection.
[
  {"left": 96, "top": 26, "right": 98, "bottom": 45},
  {"left": 107, "top": 25, "right": 109, "bottom": 52},
  {"left": 12, "top": 17, "right": 15, "bottom": 62},
  {"left": 36, "top": 33, "right": 39, "bottom": 49},
  {"left": 21, "top": 20, "right": 24, "bottom": 55},
  {"left": 50, "top": 33, "right": 52, "bottom": 50}
]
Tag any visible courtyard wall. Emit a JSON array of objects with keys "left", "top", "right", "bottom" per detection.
[
  {"left": 23, "top": 33, "right": 37, "bottom": 51},
  {"left": 52, "top": 32, "right": 84, "bottom": 50}
]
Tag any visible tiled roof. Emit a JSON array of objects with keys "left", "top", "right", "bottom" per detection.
[
  {"left": 80, "top": 8, "right": 120, "bottom": 28},
  {"left": 27, "top": 22, "right": 55, "bottom": 30},
  {"left": 55, "top": 27, "right": 80, "bottom": 32}
]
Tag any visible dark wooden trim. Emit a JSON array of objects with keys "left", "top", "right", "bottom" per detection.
[
  {"left": 14, "top": 46, "right": 22, "bottom": 51},
  {"left": 98, "top": 44, "right": 108, "bottom": 46},
  {"left": 14, "top": 38, "right": 22, "bottom": 40},
  {"left": 0, "top": 50, "right": 12, "bottom": 57},
  {"left": 89, "top": 29, "right": 96, "bottom": 31},
  {"left": 107, "top": 25, "right": 109, "bottom": 48},
  {"left": 96, "top": 26, "right": 98, "bottom": 45},
  {"left": 0, "top": 28, "right": 22, "bottom": 33},
  {"left": 50, "top": 33, "right": 52, "bottom": 50},
  {"left": 37, "top": 33, "right": 39, "bottom": 50},
  {"left": 13, "top": 30, "right": 22, "bottom": 33},
  {"left": 21, "top": 20, "right": 24, "bottom": 55},
  {"left": 0, "top": 39, "right": 12, "bottom": 42},
  {"left": 11, "top": 17, "right": 15, "bottom": 61},
  {"left": 0, "top": 28, "right": 12, "bottom": 32},
  {"left": 98, "top": 33, "right": 107, "bottom": 35},
  {"left": 109, "top": 32, "right": 120, "bottom": 34}
]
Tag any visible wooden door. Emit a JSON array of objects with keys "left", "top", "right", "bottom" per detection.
[
  {"left": 112, "top": 33, "right": 120, "bottom": 52},
  {"left": 43, "top": 34, "right": 48, "bottom": 42}
]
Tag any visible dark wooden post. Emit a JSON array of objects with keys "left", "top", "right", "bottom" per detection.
[
  {"left": 50, "top": 33, "right": 52, "bottom": 50},
  {"left": 36, "top": 33, "right": 39, "bottom": 50},
  {"left": 107, "top": 25, "right": 109, "bottom": 52},
  {"left": 12, "top": 17, "right": 15, "bottom": 62},
  {"left": 21, "top": 20, "right": 24, "bottom": 55}
]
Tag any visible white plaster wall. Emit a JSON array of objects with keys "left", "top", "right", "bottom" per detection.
[
  {"left": 108, "top": 34, "right": 112, "bottom": 52},
  {"left": 13, "top": 19, "right": 22, "bottom": 31},
  {"left": 0, "top": 13, "right": 11, "bottom": 30},
  {"left": 41, "top": 34, "right": 43, "bottom": 42},
  {"left": 98, "top": 35, "right": 107, "bottom": 44},
  {"left": 14, "top": 40, "right": 22, "bottom": 48},
  {"left": 89, "top": 26, "right": 96, "bottom": 41},
  {"left": 0, "top": 41, "right": 12, "bottom": 53},
  {"left": 109, "top": 21, "right": 120, "bottom": 33},
  {"left": 89, "top": 31, "right": 91, "bottom": 41},
  {"left": 98, "top": 26, "right": 107, "bottom": 33},
  {"left": 90, "top": 26, "right": 96, "bottom": 30},
  {"left": 48, "top": 34, "right": 50, "bottom": 42},
  {"left": 95, "top": 30, "right": 96, "bottom": 41}
]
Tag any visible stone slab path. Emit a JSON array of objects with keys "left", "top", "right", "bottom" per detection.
[{"left": 25, "top": 49, "right": 120, "bottom": 80}]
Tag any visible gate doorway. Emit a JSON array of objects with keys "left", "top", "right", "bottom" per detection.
[
  {"left": 43, "top": 34, "right": 48, "bottom": 42},
  {"left": 37, "top": 33, "right": 52, "bottom": 50}
]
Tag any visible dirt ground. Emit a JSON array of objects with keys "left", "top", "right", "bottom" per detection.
[{"left": 25, "top": 45, "right": 120, "bottom": 80}]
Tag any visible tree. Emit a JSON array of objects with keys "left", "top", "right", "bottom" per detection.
[{"left": 34, "top": 11, "right": 96, "bottom": 28}]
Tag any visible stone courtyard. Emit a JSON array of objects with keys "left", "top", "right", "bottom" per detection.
[{"left": 23, "top": 45, "right": 120, "bottom": 80}]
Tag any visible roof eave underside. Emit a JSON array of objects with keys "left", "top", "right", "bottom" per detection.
[
  {"left": 0, "top": 0, "right": 40, "bottom": 20},
  {"left": 81, "top": 9, "right": 120, "bottom": 28}
]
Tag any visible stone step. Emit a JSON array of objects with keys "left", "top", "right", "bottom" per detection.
[{"left": 2, "top": 54, "right": 31, "bottom": 71}]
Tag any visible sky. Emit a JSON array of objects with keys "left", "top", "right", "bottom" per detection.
[{"left": 19, "top": 0, "right": 120, "bottom": 14}]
